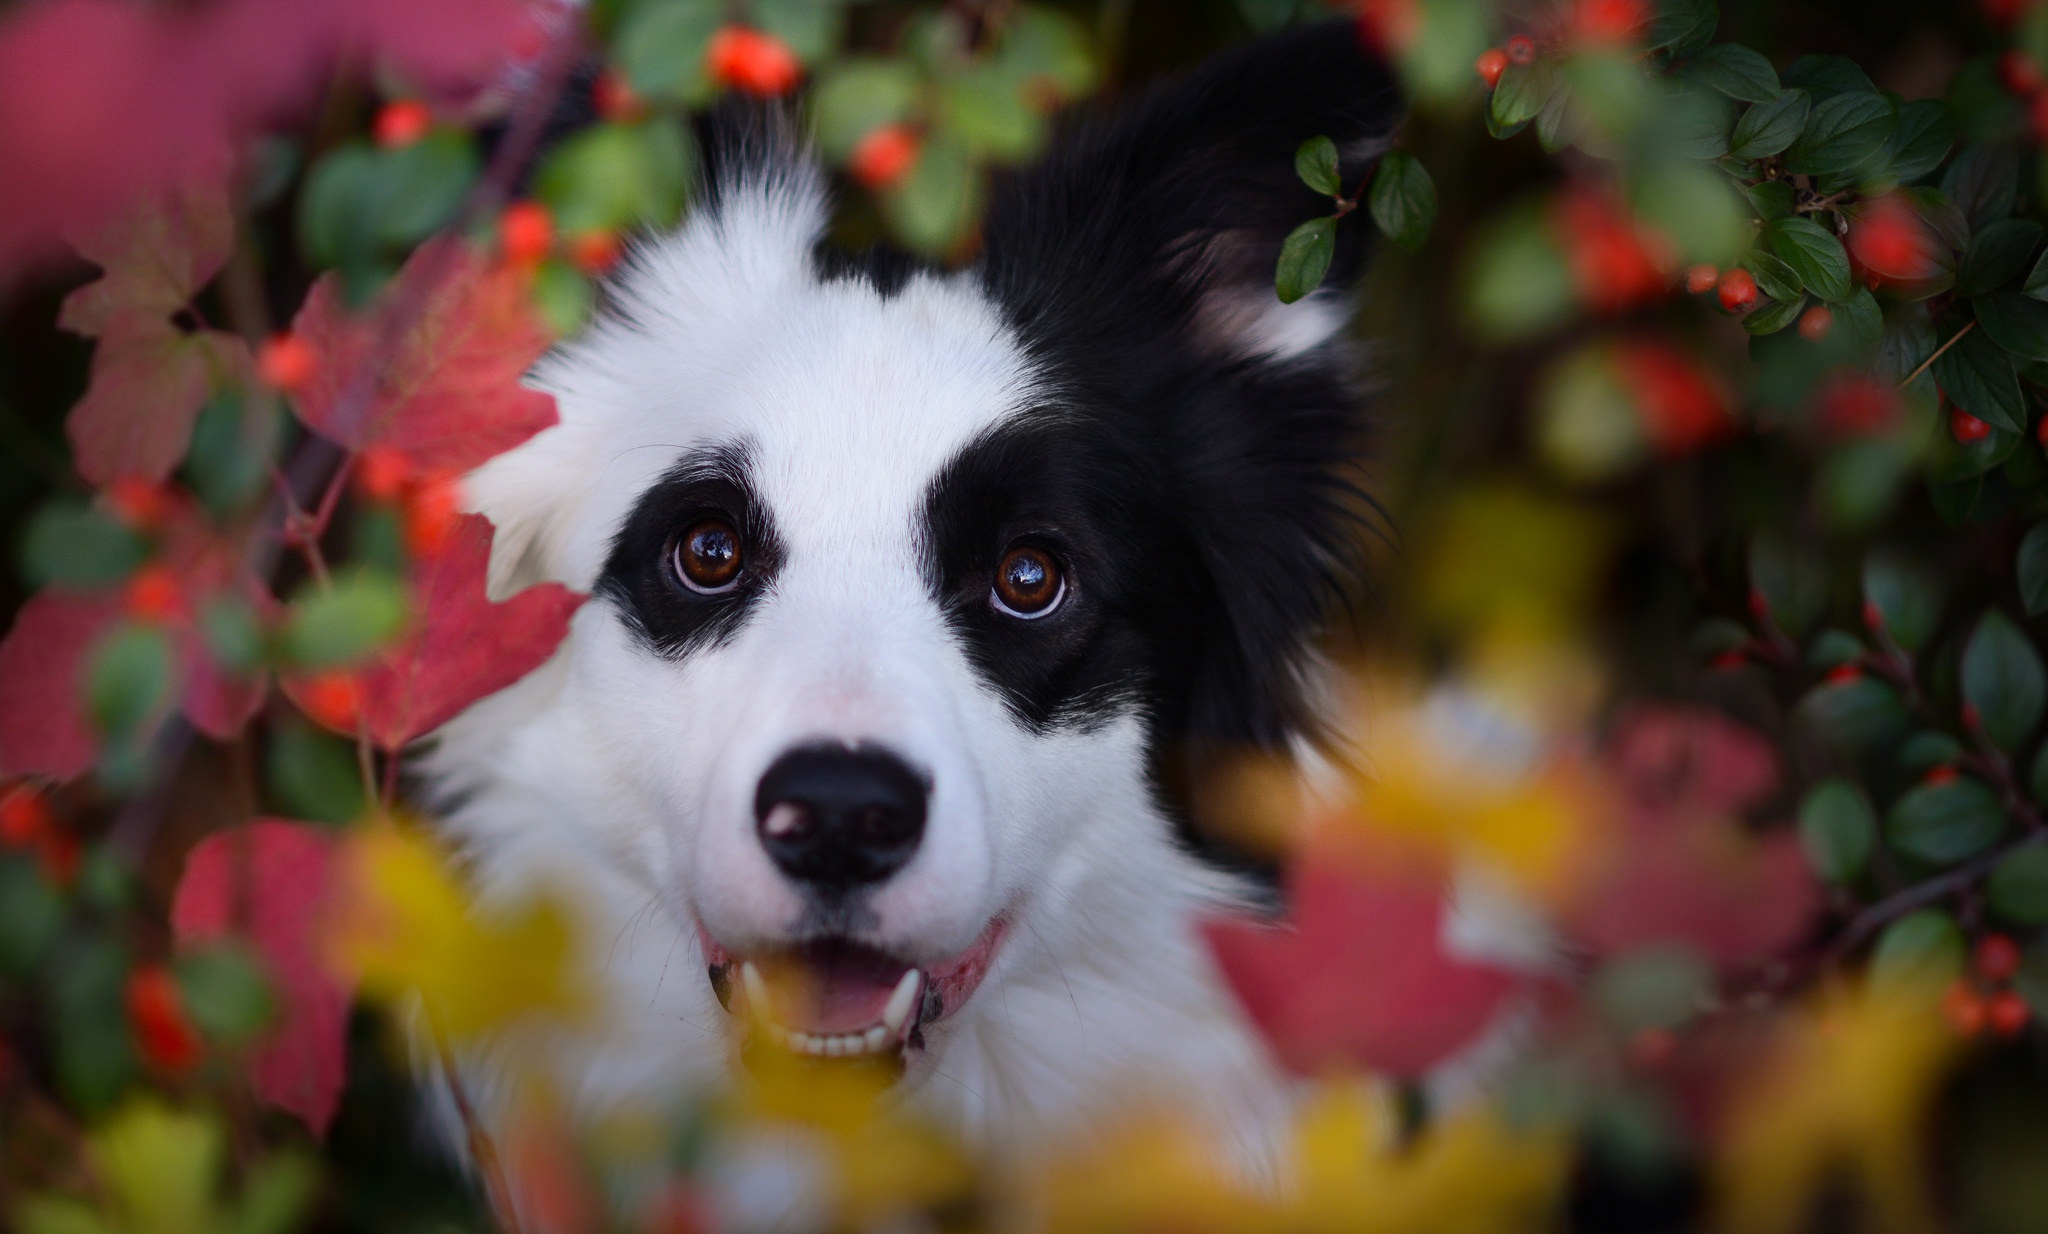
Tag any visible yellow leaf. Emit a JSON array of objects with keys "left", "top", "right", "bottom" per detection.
[{"left": 91, "top": 1100, "right": 222, "bottom": 1234}]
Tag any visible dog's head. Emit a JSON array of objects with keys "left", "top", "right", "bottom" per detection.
[{"left": 462, "top": 22, "right": 1397, "bottom": 1072}]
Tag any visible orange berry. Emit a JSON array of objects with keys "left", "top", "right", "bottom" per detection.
[
  {"left": 1505, "top": 35, "right": 1536, "bottom": 64},
  {"left": 706, "top": 26, "right": 802, "bottom": 98},
  {"left": 1988, "top": 989, "right": 2031, "bottom": 1037},
  {"left": 500, "top": 201, "right": 555, "bottom": 268},
  {"left": 402, "top": 479, "right": 464, "bottom": 558},
  {"left": 1952, "top": 407, "right": 1992, "bottom": 444},
  {"left": 1684, "top": 263, "right": 1718, "bottom": 294},
  {"left": 1475, "top": 48, "right": 1509, "bottom": 88},
  {"left": 298, "top": 671, "right": 360, "bottom": 732},
  {"left": 1975, "top": 934, "right": 2024, "bottom": 983},
  {"left": 0, "top": 786, "right": 52, "bottom": 848},
  {"left": 124, "top": 563, "right": 184, "bottom": 623},
  {"left": 592, "top": 71, "right": 646, "bottom": 123},
  {"left": 567, "top": 230, "right": 623, "bottom": 276},
  {"left": 1943, "top": 980, "right": 1988, "bottom": 1037},
  {"left": 1798, "top": 305, "right": 1833, "bottom": 341},
  {"left": 103, "top": 478, "right": 169, "bottom": 530},
  {"left": 257, "top": 333, "right": 317, "bottom": 392},
  {"left": 848, "top": 125, "right": 921, "bottom": 190},
  {"left": 126, "top": 967, "right": 203, "bottom": 1071},
  {"left": 373, "top": 98, "right": 433, "bottom": 149},
  {"left": 353, "top": 445, "right": 413, "bottom": 504},
  {"left": 1716, "top": 267, "right": 1758, "bottom": 313}
]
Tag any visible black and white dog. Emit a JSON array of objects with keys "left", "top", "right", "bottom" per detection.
[{"left": 425, "top": 21, "right": 1400, "bottom": 1158}]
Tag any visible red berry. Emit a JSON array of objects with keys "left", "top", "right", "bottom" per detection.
[
  {"left": 1684, "top": 263, "right": 1718, "bottom": 294},
  {"left": 1817, "top": 373, "right": 1901, "bottom": 440},
  {"left": 1614, "top": 341, "right": 1734, "bottom": 455},
  {"left": 1849, "top": 197, "right": 1938, "bottom": 283},
  {"left": 1710, "top": 649, "right": 1748, "bottom": 671},
  {"left": 1475, "top": 48, "right": 1509, "bottom": 88},
  {"left": 1825, "top": 663, "right": 1862, "bottom": 686},
  {"left": 354, "top": 445, "right": 413, "bottom": 504},
  {"left": 1943, "top": 980, "right": 1988, "bottom": 1037},
  {"left": 1923, "top": 764, "right": 1960, "bottom": 786},
  {"left": 373, "top": 99, "right": 433, "bottom": 149},
  {"left": 1984, "top": 0, "right": 2026, "bottom": 26},
  {"left": 1952, "top": 407, "right": 1992, "bottom": 444},
  {"left": 1716, "top": 267, "right": 1758, "bottom": 313},
  {"left": 706, "top": 26, "right": 802, "bottom": 98},
  {"left": 0, "top": 786, "right": 52, "bottom": 848},
  {"left": 848, "top": 125, "right": 921, "bottom": 191},
  {"left": 1573, "top": 0, "right": 1648, "bottom": 43},
  {"left": 2002, "top": 50, "right": 2044, "bottom": 97},
  {"left": 1798, "top": 305, "right": 1834, "bottom": 341},
  {"left": 568, "top": 230, "right": 623, "bottom": 276},
  {"left": 500, "top": 201, "right": 555, "bottom": 268},
  {"left": 1963, "top": 702, "right": 1983, "bottom": 731},
  {"left": 1505, "top": 35, "right": 1536, "bottom": 64},
  {"left": 592, "top": 71, "right": 646, "bottom": 124},
  {"left": 2038, "top": 416, "right": 2048, "bottom": 446},
  {"left": 402, "top": 478, "right": 464, "bottom": 558},
  {"left": 103, "top": 478, "right": 169, "bottom": 530},
  {"left": 1863, "top": 599, "right": 1885, "bottom": 630},
  {"left": 1976, "top": 934, "right": 2024, "bottom": 983},
  {"left": 124, "top": 564, "right": 184, "bottom": 623},
  {"left": 1554, "top": 190, "right": 1674, "bottom": 312},
  {"left": 1988, "top": 989, "right": 2032, "bottom": 1037},
  {"left": 257, "top": 333, "right": 317, "bottom": 392},
  {"left": 126, "top": 967, "right": 203, "bottom": 1071},
  {"left": 1357, "top": 0, "right": 1421, "bottom": 55},
  {"left": 298, "top": 671, "right": 360, "bottom": 732}
]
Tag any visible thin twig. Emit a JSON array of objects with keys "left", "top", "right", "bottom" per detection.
[
  {"left": 1900, "top": 320, "right": 1974, "bottom": 390},
  {"left": 1834, "top": 829, "right": 2048, "bottom": 955}
]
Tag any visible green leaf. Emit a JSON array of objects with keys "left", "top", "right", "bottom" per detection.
[
  {"left": 1662, "top": 80, "right": 1736, "bottom": 159},
  {"left": 265, "top": 721, "right": 367, "bottom": 826},
  {"left": 883, "top": 134, "right": 979, "bottom": 256},
  {"left": 1763, "top": 216, "right": 1853, "bottom": 303},
  {"left": 1975, "top": 292, "right": 2048, "bottom": 363},
  {"left": 1591, "top": 947, "right": 1712, "bottom": 1035},
  {"left": 1751, "top": 534, "right": 1827, "bottom": 634},
  {"left": 1781, "top": 91, "right": 1894, "bottom": 178},
  {"left": 2025, "top": 245, "right": 2048, "bottom": 300},
  {"left": 86, "top": 623, "right": 173, "bottom": 739},
  {"left": 750, "top": 0, "right": 840, "bottom": 60},
  {"left": 175, "top": 945, "right": 275, "bottom": 1045},
  {"left": 1963, "top": 609, "right": 2046, "bottom": 749},
  {"left": 1870, "top": 909, "right": 1964, "bottom": 989},
  {"left": 1865, "top": 551, "right": 1944, "bottom": 651},
  {"left": 939, "top": 68, "right": 1045, "bottom": 162},
  {"left": 1275, "top": 216, "right": 1337, "bottom": 304},
  {"left": 1837, "top": 286, "right": 1884, "bottom": 351},
  {"left": 280, "top": 571, "right": 409, "bottom": 670},
  {"left": 2019, "top": 523, "right": 2048, "bottom": 616},
  {"left": 1958, "top": 219, "right": 2043, "bottom": 297},
  {"left": 297, "top": 144, "right": 379, "bottom": 272},
  {"left": 1780, "top": 54, "right": 1877, "bottom": 99},
  {"left": 1744, "top": 251, "right": 1802, "bottom": 301},
  {"left": 1745, "top": 179, "right": 1796, "bottom": 220},
  {"left": 1367, "top": 152, "right": 1435, "bottom": 252},
  {"left": 1798, "top": 778, "right": 1875, "bottom": 883},
  {"left": 1743, "top": 292, "right": 1806, "bottom": 335},
  {"left": 1877, "top": 305, "right": 1938, "bottom": 387},
  {"left": 1295, "top": 135, "right": 1342, "bottom": 198},
  {"left": 0, "top": 857, "right": 63, "bottom": 977},
  {"left": 615, "top": 0, "right": 720, "bottom": 104},
  {"left": 1465, "top": 207, "right": 1574, "bottom": 341},
  {"left": 1645, "top": 0, "right": 1718, "bottom": 56},
  {"left": 1490, "top": 60, "right": 1559, "bottom": 130},
  {"left": 1728, "top": 89, "right": 1811, "bottom": 160},
  {"left": 1887, "top": 776, "right": 2007, "bottom": 864},
  {"left": 49, "top": 936, "right": 136, "bottom": 1113},
  {"left": 1900, "top": 730, "right": 1966, "bottom": 772},
  {"left": 1884, "top": 99, "right": 1956, "bottom": 185},
  {"left": 534, "top": 120, "right": 693, "bottom": 237},
  {"left": 1794, "top": 675, "right": 1907, "bottom": 750},
  {"left": 1682, "top": 44, "right": 1779, "bottom": 103},
  {"left": 21, "top": 503, "right": 147, "bottom": 588},
  {"left": 1987, "top": 846, "right": 2048, "bottom": 924},
  {"left": 371, "top": 132, "right": 478, "bottom": 250},
  {"left": 529, "top": 260, "right": 592, "bottom": 337},
  {"left": 810, "top": 59, "right": 921, "bottom": 160},
  {"left": 1940, "top": 143, "right": 2021, "bottom": 231},
  {"left": 1806, "top": 628, "right": 1866, "bottom": 668},
  {"left": 227, "top": 1154, "right": 319, "bottom": 1234},
  {"left": 1934, "top": 325, "right": 2026, "bottom": 431}
]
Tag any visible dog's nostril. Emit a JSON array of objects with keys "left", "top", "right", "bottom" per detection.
[{"left": 753, "top": 745, "right": 928, "bottom": 890}]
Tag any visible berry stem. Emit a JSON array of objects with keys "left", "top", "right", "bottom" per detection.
[{"left": 1900, "top": 321, "right": 1975, "bottom": 391}]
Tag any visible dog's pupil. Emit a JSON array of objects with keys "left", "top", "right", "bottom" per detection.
[
  {"left": 1001, "top": 550, "right": 1053, "bottom": 607},
  {"left": 685, "top": 522, "right": 739, "bottom": 584}
]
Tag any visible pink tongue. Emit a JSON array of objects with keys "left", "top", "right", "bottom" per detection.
[{"left": 772, "top": 944, "right": 911, "bottom": 1035}]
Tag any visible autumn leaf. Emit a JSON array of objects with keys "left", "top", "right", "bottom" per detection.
[
  {"left": 171, "top": 820, "right": 350, "bottom": 1136},
  {"left": 288, "top": 238, "right": 558, "bottom": 475},
  {"left": 283, "top": 513, "right": 580, "bottom": 750},
  {"left": 0, "top": 590, "right": 121, "bottom": 780},
  {"left": 1204, "top": 839, "right": 1525, "bottom": 1078},
  {"left": 58, "top": 177, "right": 235, "bottom": 336}
]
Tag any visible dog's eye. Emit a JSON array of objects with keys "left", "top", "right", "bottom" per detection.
[
  {"left": 672, "top": 519, "right": 744, "bottom": 594},
  {"left": 992, "top": 545, "right": 1066, "bottom": 619}
]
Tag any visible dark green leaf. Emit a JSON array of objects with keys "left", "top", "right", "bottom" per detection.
[
  {"left": 1781, "top": 91, "right": 1895, "bottom": 178},
  {"left": 1744, "top": 179, "right": 1796, "bottom": 220},
  {"left": 1806, "top": 628, "right": 1866, "bottom": 668},
  {"left": 1794, "top": 675, "right": 1907, "bottom": 750},
  {"left": 297, "top": 144, "right": 379, "bottom": 272},
  {"left": 1682, "top": 44, "right": 1779, "bottom": 103},
  {"left": 1837, "top": 286, "right": 1884, "bottom": 351},
  {"left": 750, "top": 0, "right": 840, "bottom": 60},
  {"left": 1367, "top": 152, "right": 1436, "bottom": 252},
  {"left": 1663, "top": 81, "right": 1736, "bottom": 159},
  {"left": 1864, "top": 552, "right": 1944, "bottom": 650},
  {"left": 2026, "top": 245, "right": 2048, "bottom": 300},
  {"left": 1900, "top": 730, "right": 1966, "bottom": 772},
  {"left": 615, "top": 0, "right": 720, "bottom": 103},
  {"left": 265, "top": 721, "right": 367, "bottom": 826},
  {"left": 1986, "top": 845, "right": 2048, "bottom": 924},
  {"left": 1780, "top": 54, "right": 1877, "bottom": 99},
  {"left": 1295, "top": 135, "right": 1342, "bottom": 198},
  {"left": 1763, "top": 216, "right": 1853, "bottom": 303},
  {"left": 1646, "top": 0, "right": 1718, "bottom": 56},
  {"left": 281, "top": 572, "right": 409, "bottom": 669},
  {"left": 1275, "top": 216, "right": 1337, "bottom": 304},
  {"left": 1975, "top": 292, "right": 2048, "bottom": 363},
  {"left": 1750, "top": 534, "right": 1827, "bottom": 634},
  {"left": 1744, "top": 251, "right": 1803, "bottom": 301},
  {"left": 49, "top": 936, "right": 135, "bottom": 1113},
  {"left": 2018, "top": 523, "right": 2048, "bottom": 616},
  {"left": 1728, "top": 89, "right": 1810, "bottom": 160},
  {"left": 86, "top": 623, "right": 172, "bottom": 739},
  {"left": 1743, "top": 293, "right": 1807, "bottom": 335},
  {"left": 1963, "top": 609, "right": 2046, "bottom": 749},
  {"left": 1940, "top": 143, "right": 2021, "bottom": 231},
  {"left": 1958, "top": 219, "right": 2043, "bottom": 296},
  {"left": 1933, "top": 417, "right": 2022, "bottom": 483},
  {"left": 1798, "top": 778, "right": 1875, "bottom": 883},
  {"left": 1877, "top": 304, "right": 1938, "bottom": 387},
  {"left": 1870, "top": 909, "right": 1964, "bottom": 988},
  {"left": 175, "top": 945, "right": 275, "bottom": 1045},
  {"left": 1887, "top": 776, "right": 2007, "bottom": 864},
  {"left": 1935, "top": 325, "right": 2027, "bottom": 431},
  {"left": 1884, "top": 99, "right": 1956, "bottom": 185},
  {"left": 371, "top": 132, "right": 477, "bottom": 249},
  {"left": 21, "top": 503, "right": 146, "bottom": 588},
  {"left": 1491, "top": 60, "right": 1558, "bottom": 130},
  {"left": 0, "top": 858, "right": 62, "bottom": 977}
]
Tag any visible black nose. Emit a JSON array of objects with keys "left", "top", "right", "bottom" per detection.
[{"left": 754, "top": 745, "right": 928, "bottom": 890}]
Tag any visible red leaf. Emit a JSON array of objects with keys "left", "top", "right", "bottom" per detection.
[
  {"left": 1204, "top": 843, "right": 1523, "bottom": 1078},
  {"left": 285, "top": 514, "right": 581, "bottom": 750},
  {"left": 58, "top": 176, "right": 236, "bottom": 337},
  {"left": 156, "top": 504, "right": 273, "bottom": 741},
  {"left": 171, "top": 819, "right": 350, "bottom": 1136},
  {"left": 66, "top": 317, "right": 251, "bottom": 486},
  {"left": 0, "top": 591, "right": 120, "bottom": 781},
  {"left": 289, "top": 238, "right": 558, "bottom": 475}
]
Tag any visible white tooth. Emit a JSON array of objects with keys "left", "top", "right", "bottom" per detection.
[
  {"left": 829, "top": 1035, "right": 854, "bottom": 1057},
  {"left": 882, "top": 969, "right": 922, "bottom": 1033},
  {"left": 741, "top": 962, "right": 770, "bottom": 1019},
  {"left": 863, "top": 1024, "right": 888, "bottom": 1052},
  {"left": 791, "top": 1031, "right": 817, "bottom": 1055}
]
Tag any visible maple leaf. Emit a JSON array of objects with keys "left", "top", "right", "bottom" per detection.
[
  {"left": 1204, "top": 841, "right": 1524, "bottom": 1078},
  {"left": 67, "top": 317, "right": 252, "bottom": 486},
  {"left": 58, "top": 177, "right": 236, "bottom": 336},
  {"left": 288, "top": 238, "right": 559, "bottom": 475},
  {"left": 0, "top": 590, "right": 121, "bottom": 781},
  {"left": 284, "top": 513, "right": 581, "bottom": 750},
  {"left": 171, "top": 820, "right": 350, "bottom": 1136}
]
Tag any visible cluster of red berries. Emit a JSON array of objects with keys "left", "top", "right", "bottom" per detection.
[
  {"left": 1, "top": 783, "right": 80, "bottom": 886},
  {"left": 1944, "top": 934, "right": 2035, "bottom": 1040},
  {"left": 500, "top": 201, "right": 624, "bottom": 277}
]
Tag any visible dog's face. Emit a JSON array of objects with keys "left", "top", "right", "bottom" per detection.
[{"left": 462, "top": 24, "right": 1396, "bottom": 1075}]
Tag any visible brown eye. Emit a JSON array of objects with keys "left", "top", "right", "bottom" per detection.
[
  {"left": 992, "top": 545, "right": 1066, "bottom": 619},
  {"left": 672, "top": 519, "right": 743, "bottom": 593}
]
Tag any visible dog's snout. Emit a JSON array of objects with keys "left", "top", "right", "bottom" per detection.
[{"left": 753, "top": 745, "right": 928, "bottom": 889}]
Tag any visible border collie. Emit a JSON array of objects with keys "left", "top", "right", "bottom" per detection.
[{"left": 424, "top": 20, "right": 1400, "bottom": 1161}]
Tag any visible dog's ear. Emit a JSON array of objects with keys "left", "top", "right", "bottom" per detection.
[{"left": 978, "top": 22, "right": 1400, "bottom": 762}]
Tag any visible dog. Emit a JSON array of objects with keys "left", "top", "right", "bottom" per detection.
[{"left": 422, "top": 20, "right": 1402, "bottom": 1165}]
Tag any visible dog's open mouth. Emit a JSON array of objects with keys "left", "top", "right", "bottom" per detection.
[{"left": 702, "top": 918, "right": 1007, "bottom": 1062}]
